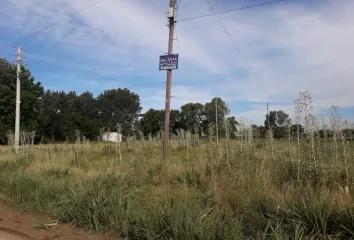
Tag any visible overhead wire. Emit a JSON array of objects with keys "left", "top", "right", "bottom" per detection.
[
  {"left": 0, "top": 0, "right": 179, "bottom": 102},
  {"left": 178, "top": 0, "right": 286, "bottom": 22},
  {"left": 0, "top": 0, "right": 136, "bottom": 82},
  {"left": 1, "top": 0, "right": 280, "bottom": 98},
  {"left": 2, "top": 0, "right": 105, "bottom": 48},
  {"left": 174, "top": 0, "right": 181, "bottom": 48},
  {"left": 205, "top": 0, "right": 267, "bottom": 91},
  {"left": 1, "top": 0, "right": 286, "bottom": 49}
]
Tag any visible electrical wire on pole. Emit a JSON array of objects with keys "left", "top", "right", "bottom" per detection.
[
  {"left": 162, "top": 0, "right": 177, "bottom": 165},
  {"left": 178, "top": 0, "right": 286, "bottom": 22},
  {"left": 204, "top": 0, "right": 275, "bottom": 129},
  {"left": 1, "top": 0, "right": 105, "bottom": 49},
  {"left": 205, "top": 0, "right": 266, "bottom": 92}
]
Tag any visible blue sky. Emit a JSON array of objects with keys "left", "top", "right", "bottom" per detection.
[{"left": 0, "top": 0, "right": 353, "bottom": 125}]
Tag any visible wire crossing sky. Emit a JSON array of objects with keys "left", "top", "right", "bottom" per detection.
[
  {"left": 0, "top": 0, "right": 353, "bottom": 124},
  {"left": 4, "top": 0, "right": 286, "bottom": 48}
]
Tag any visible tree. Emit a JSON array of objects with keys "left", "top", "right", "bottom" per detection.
[
  {"left": 0, "top": 58, "right": 44, "bottom": 144},
  {"left": 204, "top": 97, "right": 230, "bottom": 137},
  {"left": 265, "top": 111, "right": 277, "bottom": 130},
  {"left": 139, "top": 109, "right": 164, "bottom": 136},
  {"left": 73, "top": 91, "right": 102, "bottom": 140},
  {"left": 170, "top": 109, "right": 183, "bottom": 134},
  {"left": 0, "top": 85, "right": 15, "bottom": 144},
  {"left": 264, "top": 110, "right": 291, "bottom": 139},
  {"left": 291, "top": 124, "right": 304, "bottom": 137},
  {"left": 40, "top": 90, "right": 104, "bottom": 142},
  {"left": 227, "top": 116, "right": 239, "bottom": 139},
  {"left": 75, "top": 91, "right": 98, "bottom": 118},
  {"left": 137, "top": 108, "right": 183, "bottom": 137},
  {"left": 258, "top": 125, "right": 267, "bottom": 138},
  {"left": 180, "top": 103, "right": 205, "bottom": 134},
  {"left": 40, "top": 90, "right": 76, "bottom": 141},
  {"left": 96, "top": 88, "right": 142, "bottom": 136}
]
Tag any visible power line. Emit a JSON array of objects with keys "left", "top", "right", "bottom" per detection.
[
  {"left": 174, "top": 4, "right": 181, "bottom": 48},
  {"left": 178, "top": 0, "right": 286, "bottom": 22},
  {"left": 205, "top": 0, "right": 266, "bottom": 91},
  {"left": 4, "top": 0, "right": 105, "bottom": 47}
]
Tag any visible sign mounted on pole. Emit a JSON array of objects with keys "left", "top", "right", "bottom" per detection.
[{"left": 159, "top": 54, "right": 179, "bottom": 70}]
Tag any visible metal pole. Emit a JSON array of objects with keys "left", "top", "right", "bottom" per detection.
[
  {"left": 267, "top": 102, "right": 269, "bottom": 129},
  {"left": 163, "top": 0, "right": 176, "bottom": 164},
  {"left": 15, "top": 47, "right": 21, "bottom": 151}
]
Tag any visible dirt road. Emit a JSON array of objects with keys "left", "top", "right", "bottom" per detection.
[{"left": 0, "top": 203, "right": 107, "bottom": 240}]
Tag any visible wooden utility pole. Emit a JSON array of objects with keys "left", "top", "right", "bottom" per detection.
[
  {"left": 267, "top": 102, "right": 269, "bottom": 129},
  {"left": 15, "top": 47, "right": 21, "bottom": 151},
  {"left": 163, "top": 0, "right": 176, "bottom": 164}
]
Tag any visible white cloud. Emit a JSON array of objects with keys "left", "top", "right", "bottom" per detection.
[{"left": 1, "top": 0, "right": 354, "bottom": 124}]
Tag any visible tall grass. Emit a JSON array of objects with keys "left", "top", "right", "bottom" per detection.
[
  {"left": 0, "top": 137, "right": 353, "bottom": 239},
  {"left": 0, "top": 93, "right": 353, "bottom": 239}
]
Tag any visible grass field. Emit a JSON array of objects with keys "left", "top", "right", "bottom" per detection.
[{"left": 0, "top": 133, "right": 354, "bottom": 239}]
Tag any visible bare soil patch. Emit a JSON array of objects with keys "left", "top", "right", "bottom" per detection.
[{"left": 0, "top": 203, "right": 106, "bottom": 240}]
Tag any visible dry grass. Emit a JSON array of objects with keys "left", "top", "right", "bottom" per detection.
[{"left": 0, "top": 136, "right": 353, "bottom": 239}]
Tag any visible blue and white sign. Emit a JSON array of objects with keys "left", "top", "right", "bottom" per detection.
[{"left": 159, "top": 54, "right": 179, "bottom": 70}]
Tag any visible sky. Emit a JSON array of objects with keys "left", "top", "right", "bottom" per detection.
[{"left": 0, "top": 0, "right": 353, "bottom": 125}]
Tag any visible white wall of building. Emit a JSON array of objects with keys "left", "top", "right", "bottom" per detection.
[{"left": 102, "top": 132, "right": 122, "bottom": 142}]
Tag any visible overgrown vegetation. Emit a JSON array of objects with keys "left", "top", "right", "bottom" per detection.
[
  {"left": 1, "top": 96, "right": 354, "bottom": 239},
  {"left": 2, "top": 58, "right": 354, "bottom": 239}
]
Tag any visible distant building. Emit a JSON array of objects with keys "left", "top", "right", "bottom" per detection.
[{"left": 102, "top": 132, "right": 122, "bottom": 142}]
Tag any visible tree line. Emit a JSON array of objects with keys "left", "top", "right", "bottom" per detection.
[
  {"left": 2, "top": 58, "right": 351, "bottom": 144},
  {"left": 0, "top": 58, "right": 240, "bottom": 144}
]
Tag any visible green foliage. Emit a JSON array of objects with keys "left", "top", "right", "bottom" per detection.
[
  {"left": 170, "top": 170, "right": 203, "bottom": 188},
  {"left": 40, "top": 90, "right": 106, "bottom": 141},
  {"left": 0, "top": 167, "right": 244, "bottom": 239},
  {"left": 43, "top": 167, "right": 70, "bottom": 178},
  {"left": 96, "top": 88, "right": 142, "bottom": 135},
  {"left": 2, "top": 57, "right": 353, "bottom": 146},
  {"left": 204, "top": 98, "right": 230, "bottom": 125},
  {"left": 227, "top": 116, "right": 239, "bottom": 139},
  {"left": 204, "top": 98, "right": 231, "bottom": 138},
  {"left": 139, "top": 108, "right": 165, "bottom": 136},
  {"left": 0, "top": 58, "right": 44, "bottom": 144},
  {"left": 180, "top": 102, "right": 205, "bottom": 133},
  {"left": 0, "top": 58, "right": 144, "bottom": 143},
  {"left": 138, "top": 109, "right": 184, "bottom": 137},
  {"left": 264, "top": 110, "right": 291, "bottom": 139},
  {"left": 291, "top": 124, "right": 305, "bottom": 136},
  {"left": 0, "top": 139, "right": 354, "bottom": 239},
  {"left": 124, "top": 197, "right": 244, "bottom": 240},
  {"left": 1, "top": 59, "right": 242, "bottom": 143},
  {"left": 178, "top": 98, "right": 237, "bottom": 138}
]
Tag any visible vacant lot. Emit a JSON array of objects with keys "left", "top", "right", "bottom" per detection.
[
  {"left": 0, "top": 202, "right": 105, "bottom": 240},
  {"left": 0, "top": 135, "right": 353, "bottom": 239}
]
